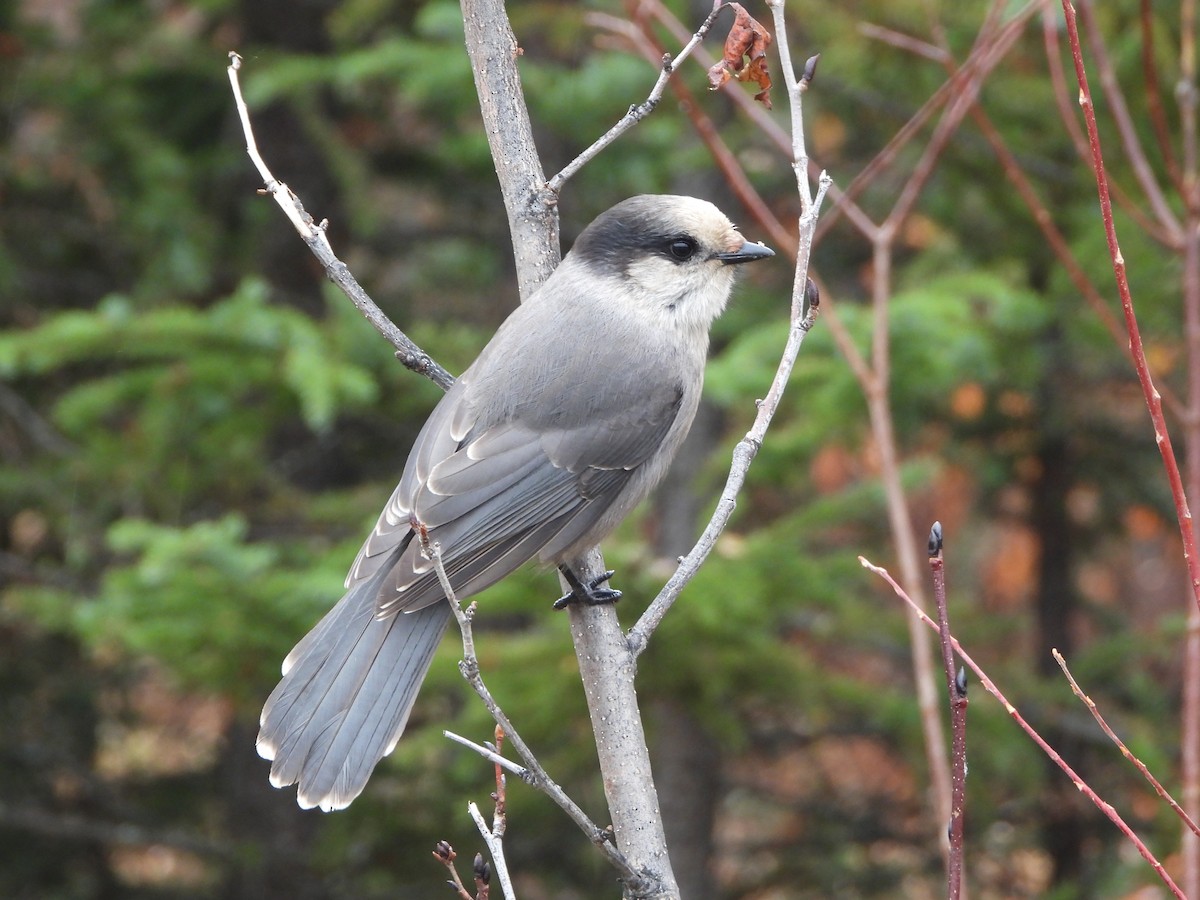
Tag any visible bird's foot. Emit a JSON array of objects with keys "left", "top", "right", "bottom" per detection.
[{"left": 553, "top": 566, "right": 621, "bottom": 610}]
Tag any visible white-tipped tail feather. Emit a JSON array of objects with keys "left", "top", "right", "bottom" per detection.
[{"left": 257, "top": 567, "right": 450, "bottom": 811}]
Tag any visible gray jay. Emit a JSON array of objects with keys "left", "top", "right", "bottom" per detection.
[{"left": 257, "top": 194, "right": 773, "bottom": 810}]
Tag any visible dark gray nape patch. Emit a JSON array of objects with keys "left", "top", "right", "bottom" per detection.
[{"left": 571, "top": 198, "right": 698, "bottom": 276}]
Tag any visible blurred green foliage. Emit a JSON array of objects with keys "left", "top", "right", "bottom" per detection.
[{"left": 0, "top": 0, "right": 1192, "bottom": 897}]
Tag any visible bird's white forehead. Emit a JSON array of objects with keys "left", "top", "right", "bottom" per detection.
[{"left": 655, "top": 197, "right": 743, "bottom": 251}]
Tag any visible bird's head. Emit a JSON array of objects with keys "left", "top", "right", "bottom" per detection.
[{"left": 568, "top": 195, "right": 774, "bottom": 333}]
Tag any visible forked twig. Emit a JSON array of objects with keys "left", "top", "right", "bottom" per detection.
[
  {"left": 1058, "top": 0, "right": 1200, "bottom": 620},
  {"left": 547, "top": 2, "right": 728, "bottom": 193},
  {"left": 1053, "top": 649, "right": 1200, "bottom": 840},
  {"left": 413, "top": 528, "right": 651, "bottom": 890},
  {"left": 861, "top": 556, "right": 1185, "bottom": 898},
  {"left": 628, "top": 0, "right": 826, "bottom": 653}
]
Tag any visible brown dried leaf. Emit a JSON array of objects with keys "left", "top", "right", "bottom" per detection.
[{"left": 706, "top": 2, "right": 773, "bottom": 108}]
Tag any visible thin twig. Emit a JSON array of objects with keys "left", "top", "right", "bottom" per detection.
[
  {"left": 492, "top": 724, "right": 508, "bottom": 839},
  {"left": 861, "top": 556, "right": 1186, "bottom": 898},
  {"left": 628, "top": 0, "right": 826, "bottom": 654},
  {"left": 1076, "top": 0, "right": 1183, "bottom": 242},
  {"left": 1053, "top": 649, "right": 1200, "bottom": 840},
  {"left": 413, "top": 531, "right": 651, "bottom": 890},
  {"left": 928, "top": 523, "right": 966, "bottom": 900},
  {"left": 859, "top": 22, "right": 949, "bottom": 63},
  {"left": 1060, "top": 1, "right": 1200, "bottom": 618},
  {"left": 443, "top": 731, "right": 534, "bottom": 783},
  {"left": 468, "top": 802, "right": 513, "bottom": 900},
  {"left": 1040, "top": 8, "right": 1178, "bottom": 247},
  {"left": 433, "top": 841, "right": 475, "bottom": 900},
  {"left": 547, "top": 2, "right": 727, "bottom": 194},
  {"left": 225, "top": 53, "right": 454, "bottom": 391},
  {"left": 1138, "top": 0, "right": 1186, "bottom": 198}
]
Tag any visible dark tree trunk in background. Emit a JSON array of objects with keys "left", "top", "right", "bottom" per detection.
[
  {"left": 218, "top": 722, "right": 325, "bottom": 899},
  {"left": 652, "top": 699, "right": 722, "bottom": 900},
  {"left": 1030, "top": 320, "right": 1087, "bottom": 886}
]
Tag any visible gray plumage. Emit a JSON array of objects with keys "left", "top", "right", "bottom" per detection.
[{"left": 257, "top": 195, "right": 773, "bottom": 810}]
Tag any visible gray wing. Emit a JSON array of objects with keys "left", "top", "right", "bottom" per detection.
[{"left": 347, "top": 372, "right": 686, "bottom": 616}]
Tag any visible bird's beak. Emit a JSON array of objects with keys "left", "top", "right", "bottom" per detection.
[{"left": 715, "top": 240, "right": 775, "bottom": 265}]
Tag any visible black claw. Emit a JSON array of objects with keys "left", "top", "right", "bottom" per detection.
[{"left": 554, "top": 566, "right": 622, "bottom": 609}]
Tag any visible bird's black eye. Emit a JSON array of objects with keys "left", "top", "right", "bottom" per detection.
[{"left": 667, "top": 237, "right": 699, "bottom": 261}]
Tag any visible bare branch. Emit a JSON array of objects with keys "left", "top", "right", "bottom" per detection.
[
  {"left": 1077, "top": 0, "right": 1183, "bottom": 241},
  {"left": 460, "top": 0, "right": 559, "bottom": 298},
  {"left": 468, "top": 802, "right": 513, "bottom": 900},
  {"left": 1053, "top": 649, "right": 1200, "bottom": 840},
  {"left": 432, "top": 841, "right": 475, "bottom": 900},
  {"left": 629, "top": 0, "right": 827, "bottom": 653},
  {"left": 861, "top": 556, "right": 1186, "bottom": 898},
  {"left": 1041, "top": 8, "right": 1179, "bottom": 247},
  {"left": 225, "top": 53, "right": 454, "bottom": 391},
  {"left": 415, "top": 532, "right": 651, "bottom": 891},
  {"left": 443, "top": 731, "right": 533, "bottom": 783},
  {"left": 928, "top": 523, "right": 966, "bottom": 900},
  {"left": 548, "top": 3, "right": 727, "bottom": 194},
  {"left": 1059, "top": 0, "right": 1200, "bottom": 618}
]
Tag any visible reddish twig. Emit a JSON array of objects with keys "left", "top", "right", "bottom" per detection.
[
  {"left": 433, "top": 841, "right": 475, "bottom": 900},
  {"left": 492, "top": 724, "right": 507, "bottom": 838},
  {"left": 1060, "top": 0, "right": 1200, "bottom": 616},
  {"left": 1041, "top": 7, "right": 1178, "bottom": 247},
  {"left": 914, "top": 13, "right": 1187, "bottom": 418},
  {"left": 1063, "top": 4, "right": 1200, "bottom": 894},
  {"left": 861, "top": 556, "right": 1186, "bottom": 898},
  {"left": 1076, "top": 0, "right": 1183, "bottom": 242},
  {"left": 1053, "top": 649, "right": 1200, "bottom": 840},
  {"left": 928, "top": 523, "right": 966, "bottom": 900}
]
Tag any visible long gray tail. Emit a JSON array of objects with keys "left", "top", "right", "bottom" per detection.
[{"left": 257, "top": 567, "right": 451, "bottom": 811}]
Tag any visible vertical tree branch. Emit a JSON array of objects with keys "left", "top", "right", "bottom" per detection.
[
  {"left": 1177, "top": 0, "right": 1200, "bottom": 892},
  {"left": 1062, "top": 4, "right": 1200, "bottom": 888},
  {"left": 459, "top": 2, "right": 690, "bottom": 894},
  {"left": 929, "top": 523, "right": 966, "bottom": 900},
  {"left": 862, "top": 558, "right": 1185, "bottom": 898},
  {"left": 460, "top": 0, "right": 559, "bottom": 298}
]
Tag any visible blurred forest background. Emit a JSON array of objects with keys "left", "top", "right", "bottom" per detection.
[{"left": 1, "top": 0, "right": 1195, "bottom": 896}]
